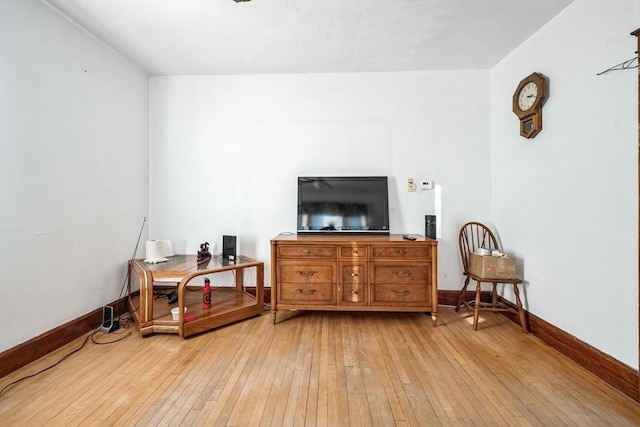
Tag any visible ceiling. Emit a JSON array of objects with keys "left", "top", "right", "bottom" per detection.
[{"left": 45, "top": 0, "right": 574, "bottom": 76}]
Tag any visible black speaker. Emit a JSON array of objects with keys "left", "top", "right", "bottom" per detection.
[
  {"left": 222, "top": 235, "right": 237, "bottom": 260},
  {"left": 425, "top": 215, "right": 437, "bottom": 239}
]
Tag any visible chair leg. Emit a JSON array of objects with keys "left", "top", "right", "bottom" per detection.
[
  {"left": 491, "top": 282, "right": 498, "bottom": 308},
  {"left": 473, "top": 281, "right": 481, "bottom": 331},
  {"left": 455, "top": 276, "right": 470, "bottom": 312},
  {"left": 512, "top": 283, "right": 527, "bottom": 333}
]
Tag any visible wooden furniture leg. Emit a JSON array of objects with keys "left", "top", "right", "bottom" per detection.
[
  {"left": 473, "top": 281, "right": 482, "bottom": 331},
  {"left": 456, "top": 276, "right": 470, "bottom": 312},
  {"left": 513, "top": 283, "right": 528, "bottom": 333},
  {"left": 491, "top": 283, "right": 498, "bottom": 307}
]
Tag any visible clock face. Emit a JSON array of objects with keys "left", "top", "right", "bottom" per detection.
[{"left": 517, "top": 82, "right": 538, "bottom": 111}]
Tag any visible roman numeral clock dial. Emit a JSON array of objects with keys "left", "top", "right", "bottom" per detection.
[{"left": 512, "top": 72, "right": 548, "bottom": 139}]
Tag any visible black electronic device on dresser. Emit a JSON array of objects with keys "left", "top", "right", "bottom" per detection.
[
  {"left": 425, "top": 215, "right": 437, "bottom": 239},
  {"left": 297, "top": 176, "right": 390, "bottom": 235}
]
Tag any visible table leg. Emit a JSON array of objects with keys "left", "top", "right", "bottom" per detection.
[{"left": 235, "top": 267, "right": 244, "bottom": 290}]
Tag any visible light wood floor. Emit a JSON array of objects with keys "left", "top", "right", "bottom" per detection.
[{"left": 1, "top": 306, "right": 639, "bottom": 426}]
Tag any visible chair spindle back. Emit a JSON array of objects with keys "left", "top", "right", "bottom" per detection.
[{"left": 458, "top": 222, "right": 500, "bottom": 273}]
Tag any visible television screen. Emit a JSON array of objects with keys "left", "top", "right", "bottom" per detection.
[{"left": 297, "top": 176, "right": 390, "bottom": 234}]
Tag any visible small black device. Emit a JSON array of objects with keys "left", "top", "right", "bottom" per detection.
[
  {"left": 98, "top": 305, "right": 119, "bottom": 334},
  {"left": 402, "top": 235, "right": 417, "bottom": 241},
  {"left": 167, "top": 291, "right": 178, "bottom": 304},
  {"left": 223, "top": 235, "right": 237, "bottom": 260},
  {"left": 425, "top": 215, "right": 437, "bottom": 239}
]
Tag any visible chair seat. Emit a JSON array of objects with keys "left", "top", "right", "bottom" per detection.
[{"left": 467, "top": 272, "right": 522, "bottom": 285}]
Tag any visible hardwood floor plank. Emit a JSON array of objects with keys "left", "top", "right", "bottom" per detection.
[
  {"left": 245, "top": 324, "right": 287, "bottom": 426},
  {"left": 301, "top": 314, "right": 322, "bottom": 427},
  {"left": 327, "top": 315, "right": 350, "bottom": 426},
  {"left": 373, "top": 317, "right": 420, "bottom": 426},
  {"left": 227, "top": 320, "right": 279, "bottom": 425},
  {"left": 1, "top": 308, "right": 639, "bottom": 426},
  {"left": 313, "top": 314, "right": 330, "bottom": 426},
  {"left": 363, "top": 317, "right": 406, "bottom": 426},
  {"left": 258, "top": 316, "right": 303, "bottom": 426}
]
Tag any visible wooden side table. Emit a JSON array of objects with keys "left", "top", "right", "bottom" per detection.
[{"left": 127, "top": 254, "right": 264, "bottom": 337}]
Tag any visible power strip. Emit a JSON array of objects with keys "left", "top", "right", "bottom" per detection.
[
  {"left": 98, "top": 305, "right": 120, "bottom": 334},
  {"left": 106, "top": 320, "right": 120, "bottom": 333}
]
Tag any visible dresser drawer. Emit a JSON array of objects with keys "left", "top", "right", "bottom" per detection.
[
  {"left": 340, "top": 262, "right": 367, "bottom": 284},
  {"left": 371, "top": 245, "right": 431, "bottom": 259},
  {"left": 278, "top": 282, "right": 336, "bottom": 304},
  {"left": 371, "top": 263, "right": 431, "bottom": 285},
  {"left": 277, "top": 245, "right": 336, "bottom": 259},
  {"left": 371, "top": 284, "right": 431, "bottom": 306},
  {"left": 278, "top": 261, "right": 335, "bottom": 284},
  {"left": 338, "top": 245, "right": 368, "bottom": 259},
  {"left": 340, "top": 282, "right": 367, "bottom": 304}
]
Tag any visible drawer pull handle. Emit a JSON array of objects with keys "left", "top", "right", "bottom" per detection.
[
  {"left": 350, "top": 290, "right": 359, "bottom": 296},
  {"left": 297, "top": 270, "right": 316, "bottom": 276},
  {"left": 298, "top": 288, "right": 317, "bottom": 295},
  {"left": 393, "top": 271, "right": 411, "bottom": 278},
  {"left": 351, "top": 272, "right": 359, "bottom": 277},
  {"left": 301, "top": 249, "right": 312, "bottom": 255},
  {"left": 394, "top": 249, "right": 407, "bottom": 256},
  {"left": 352, "top": 250, "right": 359, "bottom": 255},
  {"left": 393, "top": 289, "right": 410, "bottom": 296}
]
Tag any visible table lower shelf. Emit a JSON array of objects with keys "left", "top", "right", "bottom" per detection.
[{"left": 128, "top": 287, "right": 263, "bottom": 337}]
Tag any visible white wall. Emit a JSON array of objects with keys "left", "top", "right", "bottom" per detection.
[
  {"left": 491, "top": 0, "right": 639, "bottom": 367},
  {"left": 149, "top": 71, "right": 492, "bottom": 290},
  {"left": 0, "top": 0, "right": 149, "bottom": 351}
]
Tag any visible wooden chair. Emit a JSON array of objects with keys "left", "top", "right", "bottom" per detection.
[{"left": 455, "top": 222, "right": 527, "bottom": 333}]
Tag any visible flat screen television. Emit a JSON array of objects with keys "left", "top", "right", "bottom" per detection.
[{"left": 297, "top": 176, "right": 390, "bottom": 234}]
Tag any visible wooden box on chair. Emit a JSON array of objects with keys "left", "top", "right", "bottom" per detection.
[{"left": 468, "top": 253, "right": 516, "bottom": 280}]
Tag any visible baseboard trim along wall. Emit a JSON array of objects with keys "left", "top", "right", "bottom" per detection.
[{"left": 2, "top": 289, "right": 638, "bottom": 403}]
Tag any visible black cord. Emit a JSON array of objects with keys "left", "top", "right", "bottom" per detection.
[
  {"left": 117, "top": 313, "right": 134, "bottom": 329},
  {"left": 154, "top": 290, "right": 172, "bottom": 300},
  {"left": 0, "top": 329, "right": 94, "bottom": 397},
  {"left": 115, "top": 217, "right": 147, "bottom": 314},
  {"left": 0, "top": 314, "right": 134, "bottom": 397},
  {"left": 91, "top": 328, "right": 131, "bottom": 345}
]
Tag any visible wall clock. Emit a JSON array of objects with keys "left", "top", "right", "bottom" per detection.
[{"left": 512, "top": 72, "right": 548, "bottom": 138}]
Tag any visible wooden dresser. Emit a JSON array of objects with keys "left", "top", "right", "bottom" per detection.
[{"left": 270, "top": 234, "right": 438, "bottom": 325}]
